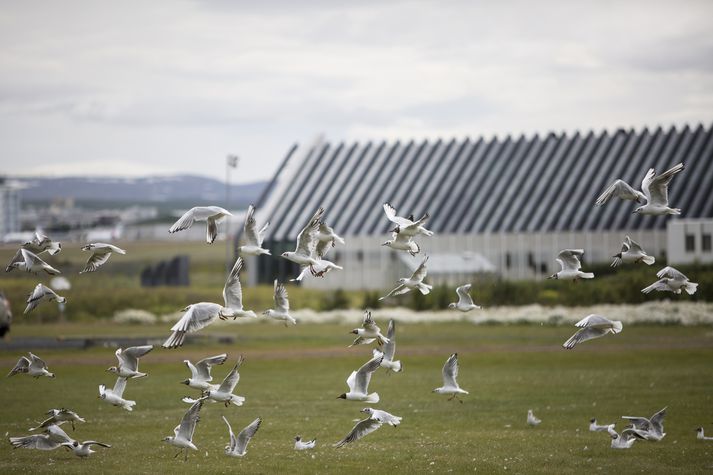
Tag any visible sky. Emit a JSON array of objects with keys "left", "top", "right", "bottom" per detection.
[{"left": 1, "top": 0, "right": 712, "bottom": 183}]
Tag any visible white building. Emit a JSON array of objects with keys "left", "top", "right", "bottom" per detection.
[
  {"left": 0, "top": 178, "right": 20, "bottom": 238},
  {"left": 667, "top": 219, "right": 713, "bottom": 264}
]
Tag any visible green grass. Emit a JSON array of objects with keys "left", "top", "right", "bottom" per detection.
[{"left": 1, "top": 321, "right": 713, "bottom": 474}]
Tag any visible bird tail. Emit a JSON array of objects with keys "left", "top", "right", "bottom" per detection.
[
  {"left": 123, "top": 400, "right": 136, "bottom": 411},
  {"left": 261, "top": 249, "right": 272, "bottom": 256},
  {"left": 611, "top": 321, "right": 623, "bottom": 334},
  {"left": 610, "top": 257, "right": 622, "bottom": 268},
  {"left": 162, "top": 331, "right": 185, "bottom": 349},
  {"left": 684, "top": 282, "right": 698, "bottom": 295},
  {"left": 641, "top": 255, "right": 655, "bottom": 265},
  {"left": 580, "top": 272, "right": 594, "bottom": 279},
  {"left": 334, "top": 235, "right": 345, "bottom": 245},
  {"left": 391, "top": 360, "right": 402, "bottom": 373},
  {"left": 422, "top": 229, "right": 434, "bottom": 237},
  {"left": 130, "top": 372, "right": 148, "bottom": 379},
  {"left": 419, "top": 284, "right": 433, "bottom": 295},
  {"left": 365, "top": 392, "right": 380, "bottom": 404},
  {"left": 230, "top": 395, "right": 246, "bottom": 406},
  {"left": 670, "top": 208, "right": 682, "bottom": 215},
  {"left": 46, "top": 266, "right": 61, "bottom": 275}
]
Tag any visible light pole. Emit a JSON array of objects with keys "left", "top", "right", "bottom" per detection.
[{"left": 226, "top": 154, "right": 239, "bottom": 274}]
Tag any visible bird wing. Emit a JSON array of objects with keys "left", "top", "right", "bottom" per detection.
[
  {"left": 206, "top": 217, "right": 218, "bottom": 244},
  {"left": 594, "top": 180, "right": 641, "bottom": 206},
  {"left": 315, "top": 238, "right": 331, "bottom": 259},
  {"left": 111, "top": 376, "right": 128, "bottom": 397},
  {"left": 410, "top": 256, "right": 429, "bottom": 282},
  {"left": 194, "top": 354, "right": 228, "bottom": 381},
  {"left": 649, "top": 407, "right": 667, "bottom": 432},
  {"left": 25, "top": 284, "right": 50, "bottom": 313},
  {"left": 627, "top": 236, "right": 645, "bottom": 253},
  {"left": 621, "top": 416, "right": 651, "bottom": 431},
  {"left": 295, "top": 208, "right": 324, "bottom": 256},
  {"left": 442, "top": 353, "right": 459, "bottom": 387},
  {"left": 178, "top": 400, "right": 203, "bottom": 441},
  {"left": 6, "top": 248, "right": 24, "bottom": 270},
  {"left": 574, "top": 314, "right": 613, "bottom": 329},
  {"left": 83, "top": 441, "right": 112, "bottom": 448},
  {"left": 170, "top": 303, "right": 222, "bottom": 333},
  {"left": 235, "top": 417, "right": 262, "bottom": 454},
  {"left": 456, "top": 284, "right": 474, "bottom": 306},
  {"left": 656, "top": 266, "right": 687, "bottom": 280},
  {"left": 562, "top": 327, "right": 607, "bottom": 349},
  {"left": 10, "top": 434, "right": 61, "bottom": 450},
  {"left": 333, "top": 417, "right": 382, "bottom": 448},
  {"left": 7, "top": 356, "right": 30, "bottom": 376},
  {"left": 379, "top": 284, "right": 408, "bottom": 300},
  {"left": 119, "top": 345, "right": 153, "bottom": 371},
  {"left": 556, "top": 249, "right": 584, "bottom": 271},
  {"left": 243, "top": 205, "right": 260, "bottom": 246},
  {"left": 80, "top": 251, "right": 112, "bottom": 273},
  {"left": 382, "top": 320, "right": 396, "bottom": 360},
  {"left": 223, "top": 258, "right": 245, "bottom": 310},
  {"left": 273, "top": 280, "right": 290, "bottom": 313},
  {"left": 647, "top": 163, "right": 684, "bottom": 206},
  {"left": 362, "top": 310, "right": 376, "bottom": 329},
  {"left": 354, "top": 354, "right": 383, "bottom": 393},
  {"left": 169, "top": 208, "right": 197, "bottom": 233},
  {"left": 218, "top": 357, "right": 244, "bottom": 393},
  {"left": 382, "top": 203, "right": 412, "bottom": 227},
  {"left": 222, "top": 416, "right": 237, "bottom": 452},
  {"left": 29, "top": 352, "right": 48, "bottom": 370}
]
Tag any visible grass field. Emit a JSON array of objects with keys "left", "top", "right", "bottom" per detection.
[{"left": 1, "top": 321, "right": 713, "bottom": 474}]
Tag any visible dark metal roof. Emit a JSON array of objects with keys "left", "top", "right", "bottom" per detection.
[{"left": 259, "top": 124, "right": 713, "bottom": 241}]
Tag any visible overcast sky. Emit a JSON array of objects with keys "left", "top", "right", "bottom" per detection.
[{"left": 1, "top": 0, "right": 712, "bottom": 183}]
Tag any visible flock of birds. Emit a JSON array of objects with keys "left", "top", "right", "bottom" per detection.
[{"left": 3, "top": 161, "right": 709, "bottom": 461}]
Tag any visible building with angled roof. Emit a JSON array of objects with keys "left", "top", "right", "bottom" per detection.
[{"left": 242, "top": 124, "right": 713, "bottom": 289}]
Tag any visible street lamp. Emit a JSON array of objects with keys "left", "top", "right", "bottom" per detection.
[{"left": 226, "top": 155, "right": 239, "bottom": 274}]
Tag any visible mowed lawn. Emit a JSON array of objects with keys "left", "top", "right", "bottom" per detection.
[{"left": 1, "top": 322, "right": 713, "bottom": 474}]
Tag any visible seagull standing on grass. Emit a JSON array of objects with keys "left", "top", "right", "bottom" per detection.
[
  {"left": 281, "top": 207, "right": 324, "bottom": 276},
  {"left": 562, "top": 315, "right": 623, "bottom": 349},
  {"left": 9, "top": 424, "right": 73, "bottom": 450},
  {"left": 263, "top": 280, "right": 296, "bottom": 326},
  {"left": 30, "top": 409, "right": 86, "bottom": 431},
  {"left": 98, "top": 377, "right": 135, "bottom": 411},
  {"left": 338, "top": 353, "right": 383, "bottom": 403},
  {"left": 222, "top": 416, "right": 261, "bottom": 457},
  {"left": 238, "top": 204, "right": 270, "bottom": 257},
  {"left": 696, "top": 427, "right": 713, "bottom": 440},
  {"left": 5, "top": 249, "right": 60, "bottom": 275},
  {"left": 548, "top": 249, "right": 594, "bottom": 281},
  {"left": 80, "top": 243, "right": 126, "bottom": 274},
  {"left": 642, "top": 266, "right": 698, "bottom": 295},
  {"left": 294, "top": 436, "right": 317, "bottom": 450},
  {"left": 169, "top": 206, "right": 232, "bottom": 244},
  {"left": 379, "top": 256, "right": 432, "bottom": 300},
  {"left": 333, "top": 413, "right": 384, "bottom": 448},
  {"left": 449, "top": 284, "right": 480, "bottom": 312},
  {"left": 527, "top": 410, "right": 541, "bottom": 426},
  {"left": 611, "top": 236, "right": 655, "bottom": 267},
  {"left": 24, "top": 283, "right": 66, "bottom": 314},
  {"left": 8, "top": 352, "right": 54, "bottom": 378},
  {"left": 382, "top": 203, "right": 433, "bottom": 237},
  {"left": 589, "top": 418, "right": 615, "bottom": 432},
  {"left": 107, "top": 345, "right": 153, "bottom": 379},
  {"left": 372, "top": 319, "right": 402, "bottom": 373},
  {"left": 163, "top": 400, "right": 203, "bottom": 461},
  {"left": 349, "top": 310, "right": 389, "bottom": 347},
  {"left": 62, "top": 440, "right": 111, "bottom": 458},
  {"left": 433, "top": 353, "right": 468, "bottom": 402},
  {"left": 622, "top": 407, "right": 667, "bottom": 441},
  {"left": 181, "top": 354, "right": 228, "bottom": 391}
]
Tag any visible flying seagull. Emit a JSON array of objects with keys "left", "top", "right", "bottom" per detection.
[
  {"left": 24, "top": 283, "right": 66, "bottom": 315},
  {"left": 169, "top": 206, "right": 232, "bottom": 244},
  {"left": 360, "top": 407, "right": 402, "bottom": 426},
  {"left": 107, "top": 345, "right": 153, "bottom": 379},
  {"left": 220, "top": 257, "right": 258, "bottom": 319},
  {"left": 449, "top": 284, "right": 480, "bottom": 312},
  {"left": 281, "top": 207, "right": 324, "bottom": 275},
  {"left": 222, "top": 416, "right": 261, "bottom": 457},
  {"left": 238, "top": 204, "right": 270, "bottom": 257},
  {"left": 349, "top": 310, "right": 389, "bottom": 347},
  {"left": 291, "top": 231, "right": 343, "bottom": 281},
  {"left": 333, "top": 414, "right": 383, "bottom": 448},
  {"left": 433, "top": 353, "right": 468, "bottom": 402},
  {"left": 181, "top": 353, "right": 228, "bottom": 391},
  {"left": 338, "top": 353, "right": 383, "bottom": 403},
  {"left": 294, "top": 435, "right": 317, "bottom": 450},
  {"left": 98, "top": 377, "right": 135, "bottom": 411},
  {"left": 382, "top": 203, "right": 433, "bottom": 237},
  {"left": 163, "top": 400, "right": 203, "bottom": 461},
  {"left": 548, "top": 249, "right": 594, "bottom": 281},
  {"left": 194, "top": 356, "right": 246, "bottom": 407},
  {"left": 372, "top": 319, "right": 402, "bottom": 373},
  {"left": 80, "top": 243, "right": 126, "bottom": 274},
  {"left": 611, "top": 236, "right": 655, "bottom": 267},
  {"left": 622, "top": 407, "right": 667, "bottom": 441},
  {"left": 642, "top": 266, "right": 698, "bottom": 295},
  {"left": 9, "top": 424, "right": 73, "bottom": 451},
  {"left": 527, "top": 409, "right": 541, "bottom": 426},
  {"left": 62, "top": 440, "right": 111, "bottom": 458},
  {"left": 5, "top": 232, "right": 62, "bottom": 270},
  {"left": 8, "top": 352, "right": 54, "bottom": 378},
  {"left": 379, "top": 255, "right": 432, "bottom": 300},
  {"left": 5, "top": 249, "right": 60, "bottom": 275},
  {"left": 263, "top": 280, "right": 296, "bottom": 326},
  {"left": 381, "top": 231, "right": 420, "bottom": 256},
  {"left": 30, "top": 409, "right": 86, "bottom": 432},
  {"left": 562, "top": 314, "right": 623, "bottom": 349}
]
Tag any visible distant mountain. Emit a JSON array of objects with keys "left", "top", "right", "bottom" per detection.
[{"left": 17, "top": 175, "right": 268, "bottom": 208}]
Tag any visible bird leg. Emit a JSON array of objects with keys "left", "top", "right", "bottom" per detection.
[
  {"left": 184, "top": 448, "right": 188, "bottom": 462},
  {"left": 71, "top": 421, "right": 76, "bottom": 431},
  {"left": 174, "top": 450, "right": 182, "bottom": 459}
]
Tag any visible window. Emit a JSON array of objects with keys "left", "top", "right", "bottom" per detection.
[
  {"left": 685, "top": 234, "right": 695, "bottom": 253},
  {"left": 703, "top": 234, "right": 712, "bottom": 252},
  {"left": 505, "top": 252, "right": 512, "bottom": 269}
]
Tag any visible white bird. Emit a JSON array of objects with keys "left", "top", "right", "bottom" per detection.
[
  {"left": 294, "top": 435, "right": 317, "bottom": 450},
  {"left": 291, "top": 232, "right": 343, "bottom": 282},
  {"left": 589, "top": 418, "right": 615, "bottom": 432},
  {"left": 5, "top": 232, "right": 62, "bottom": 270},
  {"left": 24, "top": 283, "right": 67, "bottom": 315},
  {"left": 547, "top": 249, "right": 594, "bottom": 281},
  {"left": 30, "top": 408, "right": 86, "bottom": 432},
  {"left": 169, "top": 206, "right": 232, "bottom": 244},
  {"left": 61, "top": 440, "right": 111, "bottom": 457},
  {"left": 263, "top": 280, "right": 295, "bottom": 326},
  {"left": 562, "top": 314, "right": 623, "bottom": 349},
  {"left": 10, "top": 424, "right": 73, "bottom": 451},
  {"left": 696, "top": 427, "right": 713, "bottom": 441},
  {"left": 372, "top": 320, "right": 402, "bottom": 373},
  {"left": 200, "top": 356, "right": 246, "bottom": 407},
  {"left": 79, "top": 243, "right": 126, "bottom": 274},
  {"left": 338, "top": 353, "right": 383, "bottom": 403},
  {"left": 379, "top": 255, "right": 432, "bottom": 300},
  {"left": 449, "top": 284, "right": 480, "bottom": 312},
  {"left": 98, "top": 377, "right": 135, "bottom": 411},
  {"left": 642, "top": 266, "right": 698, "bottom": 295},
  {"left": 222, "top": 416, "right": 261, "bottom": 457},
  {"left": 238, "top": 204, "right": 270, "bottom": 256},
  {"left": 349, "top": 310, "right": 389, "bottom": 347},
  {"left": 433, "top": 353, "right": 468, "bottom": 402},
  {"left": 220, "top": 257, "right": 258, "bottom": 319},
  {"left": 333, "top": 414, "right": 383, "bottom": 448},
  {"left": 7, "top": 352, "right": 54, "bottom": 378},
  {"left": 527, "top": 409, "right": 541, "bottom": 426},
  {"left": 633, "top": 163, "right": 685, "bottom": 215},
  {"left": 622, "top": 407, "right": 667, "bottom": 441},
  {"left": 162, "top": 302, "right": 223, "bottom": 349},
  {"left": 382, "top": 203, "right": 433, "bottom": 237},
  {"left": 163, "top": 400, "right": 203, "bottom": 461},
  {"left": 181, "top": 353, "right": 228, "bottom": 391},
  {"left": 360, "top": 407, "right": 402, "bottom": 426},
  {"left": 611, "top": 236, "right": 655, "bottom": 267},
  {"left": 5, "top": 249, "right": 60, "bottom": 275},
  {"left": 595, "top": 179, "right": 646, "bottom": 206},
  {"left": 107, "top": 345, "right": 153, "bottom": 379},
  {"left": 316, "top": 221, "right": 345, "bottom": 247},
  {"left": 608, "top": 426, "right": 638, "bottom": 449},
  {"left": 381, "top": 231, "right": 420, "bottom": 256},
  {"left": 281, "top": 207, "right": 324, "bottom": 273}
]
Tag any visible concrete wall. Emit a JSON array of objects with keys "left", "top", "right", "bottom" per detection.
[{"left": 667, "top": 219, "right": 713, "bottom": 264}]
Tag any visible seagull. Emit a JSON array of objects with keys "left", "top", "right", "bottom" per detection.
[
  {"left": 219, "top": 257, "right": 258, "bottom": 319},
  {"left": 547, "top": 249, "right": 594, "bottom": 281},
  {"left": 696, "top": 427, "right": 713, "bottom": 441},
  {"left": 338, "top": 353, "right": 383, "bottom": 403},
  {"left": 222, "top": 416, "right": 261, "bottom": 457},
  {"left": 291, "top": 230, "right": 343, "bottom": 281},
  {"left": 372, "top": 320, "right": 402, "bottom": 373},
  {"left": 263, "top": 280, "right": 296, "bottom": 326},
  {"left": 360, "top": 407, "right": 402, "bottom": 426},
  {"left": 238, "top": 204, "right": 270, "bottom": 257},
  {"left": 5, "top": 249, "right": 60, "bottom": 275},
  {"left": 433, "top": 353, "right": 468, "bottom": 402},
  {"left": 79, "top": 243, "right": 126, "bottom": 273},
  {"left": 10, "top": 424, "right": 73, "bottom": 451},
  {"left": 349, "top": 310, "right": 389, "bottom": 347},
  {"left": 30, "top": 409, "right": 86, "bottom": 432},
  {"left": 163, "top": 400, "right": 203, "bottom": 461},
  {"left": 199, "top": 356, "right": 246, "bottom": 407},
  {"left": 24, "top": 283, "right": 67, "bottom": 315},
  {"left": 281, "top": 207, "right": 324, "bottom": 274},
  {"left": 608, "top": 426, "right": 638, "bottom": 449},
  {"left": 622, "top": 407, "right": 667, "bottom": 441},
  {"left": 8, "top": 352, "right": 54, "bottom": 378},
  {"left": 382, "top": 203, "right": 433, "bottom": 237},
  {"left": 162, "top": 302, "right": 223, "bottom": 349},
  {"left": 5, "top": 231, "right": 62, "bottom": 270},
  {"left": 61, "top": 440, "right": 111, "bottom": 457},
  {"left": 527, "top": 410, "right": 541, "bottom": 426},
  {"left": 294, "top": 435, "right": 317, "bottom": 450},
  {"left": 379, "top": 255, "right": 432, "bottom": 300},
  {"left": 633, "top": 163, "right": 685, "bottom": 215},
  {"left": 642, "top": 266, "right": 698, "bottom": 295},
  {"left": 107, "top": 345, "right": 153, "bottom": 379},
  {"left": 562, "top": 314, "right": 623, "bottom": 349},
  {"left": 611, "top": 236, "right": 655, "bottom": 267},
  {"left": 449, "top": 284, "right": 480, "bottom": 312},
  {"left": 589, "top": 418, "right": 615, "bottom": 432},
  {"left": 169, "top": 206, "right": 232, "bottom": 244},
  {"left": 181, "top": 353, "right": 228, "bottom": 391},
  {"left": 98, "top": 377, "right": 135, "bottom": 411},
  {"left": 316, "top": 221, "right": 345, "bottom": 247},
  {"left": 333, "top": 414, "right": 383, "bottom": 448},
  {"left": 595, "top": 179, "right": 646, "bottom": 206},
  {"left": 381, "top": 231, "right": 420, "bottom": 256}
]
